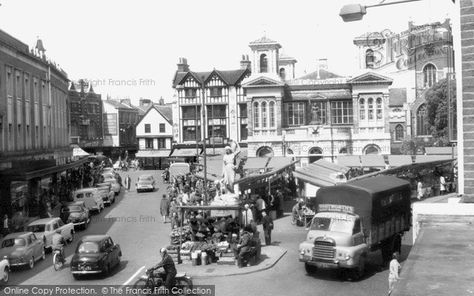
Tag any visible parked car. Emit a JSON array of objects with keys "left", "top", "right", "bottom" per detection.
[
  {"left": 60, "top": 201, "right": 90, "bottom": 231},
  {"left": 72, "top": 188, "right": 105, "bottom": 213},
  {"left": 103, "top": 178, "right": 121, "bottom": 195},
  {"left": 26, "top": 217, "right": 75, "bottom": 251},
  {"left": 70, "top": 235, "right": 122, "bottom": 280},
  {"left": 0, "top": 256, "right": 9, "bottom": 283},
  {"left": 0, "top": 232, "right": 45, "bottom": 269},
  {"left": 136, "top": 175, "right": 156, "bottom": 192},
  {"left": 101, "top": 172, "right": 116, "bottom": 181},
  {"left": 96, "top": 183, "right": 115, "bottom": 206}
]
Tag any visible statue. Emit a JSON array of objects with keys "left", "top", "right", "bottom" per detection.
[
  {"left": 310, "top": 103, "right": 320, "bottom": 124},
  {"left": 221, "top": 139, "right": 241, "bottom": 193}
]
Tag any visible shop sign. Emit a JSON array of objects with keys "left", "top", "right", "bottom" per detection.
[{"left": 318, "top": 204, "right": 355, "bottom": 214}]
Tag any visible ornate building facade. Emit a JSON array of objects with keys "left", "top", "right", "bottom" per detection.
[{"left": 242, "top": 37, "right": 393, "bottom": 165}]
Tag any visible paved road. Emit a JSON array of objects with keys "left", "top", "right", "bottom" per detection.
[{"left": 6, "top": 169, "right": 414, "bottom": 296}]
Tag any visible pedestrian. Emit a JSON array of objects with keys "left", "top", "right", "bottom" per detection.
[
  {"left": 124, "top": 175, "right": 129, "bottom": 192},
  {"left": 440, "top": 175, "right": 447, "bottom": 195},
  {"left": 388, "top": 252, "right": 401, "bottom": 295},
  {"left": 160, "top": 194, "right": 170, "bottom": 223},
  {"left": 417, "top": 180, "right": 424, "bottom": 200},
  {"left": 2, "top": 214, "right": 10, "bottom": 238},
  {"left": 261, "top": 211, "right": 273, "bottom": 246},
  {"left": 126, "top": 175, "right": 131, "bottom": 192},
  {"left": 241, "top": 204, "right": 253, "bottom": 227},
  {"left": 255, "top": 196, "right": 266, "bottom": 223}
]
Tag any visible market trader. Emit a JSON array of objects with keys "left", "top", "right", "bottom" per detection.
[
  {"left": 149, "top": 248, "right": 177, "bottom": 291},
  {"left": 235, "top": 228, "right": 252, "bottom": 268}
]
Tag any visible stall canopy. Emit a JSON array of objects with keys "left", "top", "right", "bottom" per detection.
[
  {"left": 72, "top": 146, "right": 90, "bottom": 158},
  {"left": 360, "top": 155, "right": 386, "bottom": 168},
  {"left": 170, "top": 148, "right": 198, "bottom": 157},
  {"left": 425, "top": 147, "right": 457, "bottom": 156},
  {"left": 243, "top": 157, "right": 271, "bottom": 170},
  {"left": 293, "top": 159, "right": 350, "bottom": 187},
  {"left": 337, "top": 155, "right": 361, "bottom": 167},
  {"left": 414, "top": 154, "right": 454, "bottom": 163},
  {"left": 203, "top": 148, "right": 225, "bottom": 156},
  {"left": 388, "top": 155, "right": 413, "bottom": 167},
  {"left": 135, "top": 150, "right": 171, "bottom": 158}
]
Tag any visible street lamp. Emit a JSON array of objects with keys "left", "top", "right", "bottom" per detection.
[{"left": 340, "top": 0, "right": 422, "bottom": 22}]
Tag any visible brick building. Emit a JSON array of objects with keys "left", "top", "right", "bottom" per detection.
[{"left": 69, "top": 79, "right": 103, "bottom": 153}]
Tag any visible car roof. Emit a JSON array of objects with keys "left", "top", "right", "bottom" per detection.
[
  {"left": 80, "top": 235, "right": 110, "bottom": 242},
  {"left": 28, "top": 217, "right": 59, "bottom": 225},
  {"left": 2, "top": 232, "right": 33, "bottom": 239},
  {"left": 74, "top": 188, "right": 98, "bottom": 192},
  {"left": 63, "top": 201, "right": 85, "bottom": 206}
]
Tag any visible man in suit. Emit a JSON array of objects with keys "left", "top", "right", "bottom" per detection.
[{"left": 261, "top": 211, "right": 273, "bottom": 246}]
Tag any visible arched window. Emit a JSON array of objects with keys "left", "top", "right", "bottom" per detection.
[
  {"left": 339, "top": 147, "right": 348, "bottom": 154},
  {"left": 279, "top": 68, "right": 286, "bottom": 80},
  {"left": 261, "top": 101, "right": 267, "bottom": 128},
  {"left": 359, "top": 98, "right": 365, "bottom": 120},
  {"left": 256, "top": 146, "right": 274, "bottom": 157},
  {"left": 260, "top": 54, "right": 268, "bottom": 73},
  {"left": 395, "top": 124, "right": 404, "bottom": 141},
  {"left": 364, "top": 144, "right": 380, "bottom": 155},
  {"left": 309, "top": 147, "right": 323, "bottom": 163},
  {"left": 423, "top": 63, "right": 437, "bottom": 88},
  {"left": 269, "top": 101, "right": 275, "bottom": 128},
  {"left": 368, "top": 98, "right": 374, "bottom": 120},
  {"left": 253, "top": 102, "right": 259, "bottom": 129},
  {"left": 417, "top": 104, "right": 430, "bottom": 135},
  {"left": 376, "top": 97, "right": 383, "bottom": 120},
  {"left": 366, "top": 49, "right": 375, "bottom": 68}
]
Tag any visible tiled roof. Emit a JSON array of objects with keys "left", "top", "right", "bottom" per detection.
[
  {"left": 249, "top": 36, "right": 278, "bottom": 45},
  {"left": 389, "top": 88, "right": 407, "bottom": 106},
  {"left": 154, "top": 104, "right": 173, "bottom": 124},
  {"left": 298, "top": 69, "right": 342, "bottom": 80},
  {"left": 173, "top": 69, "right": 249, "bottom": 88},
  {"left": 103, "top": 99, "right": 133, "bottom": 110}
]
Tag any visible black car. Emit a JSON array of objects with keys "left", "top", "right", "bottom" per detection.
[
  {"left": 70, "top": 235, "right": 121, "bottom": 280},
  {"left": 60, "top": 201, "right": 90, "bottom": 231}
]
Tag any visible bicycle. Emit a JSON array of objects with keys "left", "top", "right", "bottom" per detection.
[{"left": 53, "top": 248, "right": 65, "bottom": 271}]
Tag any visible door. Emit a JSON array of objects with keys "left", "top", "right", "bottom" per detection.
[
  {"left": 30, "top": 234, "right": 42, "bottom": 259},
  {"left": 25, "top": 236, "right": 34, "bottom": 260}
]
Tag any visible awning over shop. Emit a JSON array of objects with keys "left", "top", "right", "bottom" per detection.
[
  {"left": 425, "top": 147, "right": 457, "bottom": 156},
  {"left": 388, "top": 155, "right": 413, "bottom": 167},
  {"left": 415, "top": 155, "right": 454, "bottom": 163},
  {"left": 360, "top": 155, "right": 386, "bottom": 168},
  {"left": 3, "top": 157, "right": 89, "bottom": 181},
  {"left": 337, "top": 155, "right": 361, "bottom": 167},
  {"left": 135, "top": 150, "right": 171, "bottom": 158},
  {"left": 170, "top": 148, "right": 198, "bottom": 157},
  {"left": 294, "top": 159, "right": 349, "bottom": 187}
]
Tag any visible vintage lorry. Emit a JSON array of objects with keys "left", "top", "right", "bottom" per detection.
[{"left": 298, "top": 175, "right": 411, "bottom": 279}]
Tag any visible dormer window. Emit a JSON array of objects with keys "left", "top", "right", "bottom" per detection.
[{"left": 260, "top": 54, "right": 268, "bottom": 73}]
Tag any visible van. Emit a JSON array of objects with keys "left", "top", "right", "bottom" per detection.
[{"left": 72, "top": 188, "right": 105, "bottom": 214}]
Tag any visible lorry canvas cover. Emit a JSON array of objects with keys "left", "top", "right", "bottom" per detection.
[{"left": 314, "top": 175, "right": 411, "bottom": 235}]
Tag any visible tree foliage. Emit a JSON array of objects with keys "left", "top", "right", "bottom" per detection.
[{"left": 424, "top": 78, "right": 456, "bottom": 145}]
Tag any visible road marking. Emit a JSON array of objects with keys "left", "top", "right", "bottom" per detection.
[{"left": 122, "top": 265, "right": 145, "bottom": 286}]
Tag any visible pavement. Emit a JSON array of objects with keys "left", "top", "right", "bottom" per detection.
[{"left": 177, "top": 245, "right": 287, "bottom": 278}]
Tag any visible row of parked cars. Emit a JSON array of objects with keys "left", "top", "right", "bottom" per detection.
[{"left": 0, "top": 167, "right": 122, "bottom": 284}]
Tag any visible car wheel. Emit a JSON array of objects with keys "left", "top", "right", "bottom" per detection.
[
  {"left": 28, "top": 257, "right": 34, "bottom": 269},
  {"left": 41, "top": 249, "right": 46, "bottom": 260},
  {"left": 3, "top": 267, "right": 8, "bottom": 283}
]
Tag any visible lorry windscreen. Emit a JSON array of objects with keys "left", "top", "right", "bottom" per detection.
[{"left": 310, "top": 217, "right": 354, "bottom": 234}]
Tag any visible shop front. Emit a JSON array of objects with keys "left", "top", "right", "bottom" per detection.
[{"left": 135, "top": 150, "right": 171, "bottom": 170}]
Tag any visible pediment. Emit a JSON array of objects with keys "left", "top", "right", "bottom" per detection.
[
  {"left": 243, "top": 76, "right": 284, "bottom": 87},
  {"left": 349, "top": 72, "right": 393, "bottom": 84}
]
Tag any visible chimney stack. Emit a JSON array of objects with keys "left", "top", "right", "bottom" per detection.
[
  {"left": 316, "top": 59, "right": 328, "bottom": 79},
  {"left": 240, "top": 54, "right": 251, "bottom": 70},
  {"left": 177, "top": 57, "right": 190, "bottom": 72}
]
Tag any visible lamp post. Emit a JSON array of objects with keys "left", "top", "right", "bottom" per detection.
[
  {"left": 339, "top": 0, "right": 422, "bottom": 22},
  {"left": 201, "top": 76, "right": 208, "bottom": 203}
]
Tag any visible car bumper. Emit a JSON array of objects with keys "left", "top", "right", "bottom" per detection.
[
  {"left": 137, "top": 187, "right": 153, "bottom": 192},
  {"left": 71, "top": 270, "right": 102, "bottom": 274},
  {"left": 9, "top": 262, "right": 28, "bottom": 267}
]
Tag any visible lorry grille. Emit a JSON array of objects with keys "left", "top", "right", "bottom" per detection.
[{"left": 312, "top": 240, "right": 335, "bottom": 260}]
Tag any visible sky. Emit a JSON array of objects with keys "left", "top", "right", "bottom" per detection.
[{"left": 0, "top": 0, "right": 455, "bottom": 104}]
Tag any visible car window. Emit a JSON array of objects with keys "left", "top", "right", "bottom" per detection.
[
  {"left": 77, "top": 242, "right": 99, "bottom": 254},
  {"left": 26, "top": 224, "right": 45, "bottom": 233},
  {"left": 30, "top": 234, "right": 37, "bottom": 241},
  {"left": 26, "top": 236, "right": 32, "bottom": 245},
  {"left": 1, "top": 238, "right": 26, "bottom": 248},
  {"left": 76, "top": 193, "right": 84, "bottom": 199},
  {"left": 52, "top": 223, "right": 59, "bottom": 230},
  {"left": 58, "top": 220, "right": 64, "bottom": 227}
]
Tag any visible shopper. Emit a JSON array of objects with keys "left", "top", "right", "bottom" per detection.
[
  {"left": 388, "top": 252, "right": 401, "bottom": 296},
  {"left": 241, "top": 204, "right": 253, "bottom": 227},
  {"left": 417, "top": 180, "right": 424, "bottom": 200},
  {"left": 2, "top": 214, "right": 10, "bottom": 238},
  {"left": 440, "top": 175, "right": 447, "bottom": 195},
  {"left": 160, "top": 194, "right": 170, "bottom": 223},
  {"left": 261, "top": 211, "right": 273, "bottom": 246}
]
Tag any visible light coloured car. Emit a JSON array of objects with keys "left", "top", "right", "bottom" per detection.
[
  {"left": 136, "top": 174, "right": 156, "bottom": 192},
  {"left": 0, "top": 232, "right": 45, "bottom": 269},
  {"left": 26, "top": 217, "right": 75, "bottom": 251},
  {"left": 96, "top": 183, "right": 115, "bottom": 206},
  {"left": 103, "top": 178, "right": 121, "bottom": 195},
  {"left": 0, "top": 256, "right": 9, "bottom": 283},
  {"left": 72, "top": 188, "right": 105, "bottom": 213}
]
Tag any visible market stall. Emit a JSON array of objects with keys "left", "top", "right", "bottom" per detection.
[{"left": 167, "top": 203, "right": 245, "bottom": 266}]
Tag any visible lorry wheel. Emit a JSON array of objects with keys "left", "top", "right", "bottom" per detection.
[
  {"left": 305, "top": 263, "right": 316, "bottom": 274},
  {"left": 354, "top": 255, "right": 366, "bottom": 280}
]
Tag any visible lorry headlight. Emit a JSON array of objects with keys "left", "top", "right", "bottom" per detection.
[{"left": 336, "top": 251, "right": 351, "bottom": 260}]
